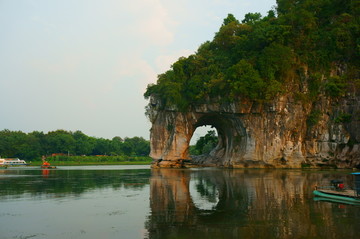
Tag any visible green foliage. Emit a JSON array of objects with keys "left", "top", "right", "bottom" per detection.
[
  {"left": 188, "top": 145, "right": 199, "bottom": 155},
  {"left": 308, "top": 73, "right": 323, "bottom": 100},
  {"left": 223, "top": 13, "right": 240, "bottom": 26},
  {"left": 191, "top": 130, "right": 218, "bottom": 155},
  {"left": 226, "top": 60, "right": 265, "bottom": 99},
  {"left": 307, "top": 110, "right": 322, "bottom": 127},
  {"left": 45, "top": 130, "right": 76, "bottom": 154},
  {"left": 258, "top": 43, "right": 294, "bottom": 82},
  {"left": 144, "top": 0, "right": 359, "bottom": 111},
  {"left": 0, "top": 129, "right": 150, "bottom": 161},
  {"left": 334, "top": 112, "right": 352, "bottom": 123},
  {"left": 242, "top": 12, "right": 262, "bottom": 24},
  {"left": 325, "top": 76, "right": 347, "bottom": 97}
]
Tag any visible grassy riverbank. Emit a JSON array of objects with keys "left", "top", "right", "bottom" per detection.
[
  {"left": 29, "top": 155, "right": 152, "bottom": 166},
  {"left": 30, "top": 161, "right": 151, "bottom": 166}
]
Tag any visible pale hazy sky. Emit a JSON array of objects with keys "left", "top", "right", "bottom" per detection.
[{"left": 0, "top": 0, "right": 276, "bottom": 140}]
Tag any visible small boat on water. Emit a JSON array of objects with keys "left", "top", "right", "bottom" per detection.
[
  {"left": 41, "top": 165, "right": 57, "bottom": 169},
  {"left": 40, "top": 155, "right": 56, "bottom": 169},
  {"left": 0, "top": 158, "right": 28, "bottom": 166},
  {"left": 313, "top": 173, "right": 360, "bottom": 204}
]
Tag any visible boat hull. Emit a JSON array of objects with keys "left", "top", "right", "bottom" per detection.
[
  {"left": 313, "top": 190, "right": 360, "bottom": 204},
  {"left": 41, "top": 166, "right": 57, "bottom": 169},
  {"left": 1, "top": 164, "right": 28, "bottom": 166},
  {"left": 313, "top": 196, "right": 360, "bottom": 205}
]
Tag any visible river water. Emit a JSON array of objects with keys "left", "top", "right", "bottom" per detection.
[{"left": 0, "top": 166, "right": 359, "bottom": 239}]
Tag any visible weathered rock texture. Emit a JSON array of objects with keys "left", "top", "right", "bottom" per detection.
[{"left": 146, "top": 90, "right": 360, "bottom": 168}]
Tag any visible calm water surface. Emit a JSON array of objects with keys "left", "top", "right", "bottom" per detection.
[{"left": 1, "top": 166, "right": 360, "bottom": 239}]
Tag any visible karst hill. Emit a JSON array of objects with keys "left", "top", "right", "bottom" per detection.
[{"left": 144, "top": 0, "right": 360, "bottom": 168}]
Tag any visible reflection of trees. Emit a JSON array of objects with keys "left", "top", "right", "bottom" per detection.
[
  {"left": 146, "top": 169, "right": 360, "bottom": 239},
  {"left": 194, "top": 177, "right": 218, "bottom": 203},
  {"left": 0, "top": 169, "right": 150, "bottom": 198}
]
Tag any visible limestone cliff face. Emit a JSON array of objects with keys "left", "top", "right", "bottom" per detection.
[{"left": 146, "top": 90, "right": 360, "bottom": 168}]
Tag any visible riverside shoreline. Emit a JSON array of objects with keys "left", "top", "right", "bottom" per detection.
[{"left": 29, "top": 161, "right": 151, "bottom": 166}]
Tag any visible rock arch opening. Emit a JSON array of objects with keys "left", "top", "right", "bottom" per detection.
[
  {"left": 189, "top": 113, "right": 247, "bottom": 166},
  {"left": 189, "top": 125, "right": 218, "bottom": 156}
]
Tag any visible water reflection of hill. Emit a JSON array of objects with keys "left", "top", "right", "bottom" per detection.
[
  {"left": 0, "top": 168, "right": 150, "bottom": 198},
  {"left": 147, "top": 169, "right": 360, "bottom": 239},
  {"left": 2, "top": 167, "right": 360, "bottom": 238}
]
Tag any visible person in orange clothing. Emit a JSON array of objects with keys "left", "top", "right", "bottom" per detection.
[{"left": 41, "top": 155, "right": 51, "bottom": 167}]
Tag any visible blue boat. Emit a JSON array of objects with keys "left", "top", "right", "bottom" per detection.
[{"left": 313, "top": 173, "right": 360, "bottom": 205}]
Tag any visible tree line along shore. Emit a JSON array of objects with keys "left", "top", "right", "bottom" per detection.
[{"left": 0, "top": 129, "right": 151, "bottom": 164}]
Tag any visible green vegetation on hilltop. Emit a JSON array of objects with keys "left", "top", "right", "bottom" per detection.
[
  {"left": 144, "top": 0, "right": 359, "bottom": 110},
  {"left": 0, "top": 129, "right": 150, "bottom": 161}
]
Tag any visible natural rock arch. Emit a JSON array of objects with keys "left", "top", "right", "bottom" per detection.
[
  {"left": 146, "top": 95, "right": 360, "bottom": 168},
  {"left": 147, "top": 96, "right": 304, "bottom": 168},
  {"left": 191, "top": 114, "right": 247, "bottom": 166}
]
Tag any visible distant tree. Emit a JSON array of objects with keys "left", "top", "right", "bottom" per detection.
[
  {"left": 0, "top": 130, "right": 26, "bottom": 158},
  {"left": 73, "top": 130, "right": 93, "bottom": 155},
  {"left": 92, "top": 138, "right": 111, "bottom": 155},
  {"left": 242, "top": 12, "right": 262, "bottom": 24},
  {"left": 193, "top": 130, "right": 218, "bottom": 155},
  {"left": 222, "top": 13, "right": 240, "bottom": 26},
  {"left": 110, "top": 136, "right": 124, "bottom": 155},
  {"left": 121, "top": 137, "right": 150, "bottom": 156},
  {"left": 0, "top": 129, "right": 151, "bottom": 160},
  {"left": 214, "top": 20, "right": 241, "bottom": 51},
  {"left": 121, "top": 138, "right": 134, "bottom": 156},
  {"left": 18, "top": 133, "right": 43, "bottom": 160},
  {"left": 132, "top": 137, "right": 150, "bottom": 156},
  {"left": 45, "top": 130, "right": 75, "bottom": 155}
]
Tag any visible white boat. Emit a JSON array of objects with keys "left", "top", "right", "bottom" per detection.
[{"left": 0, "top": 158, "right": 28, "bottom": 166}]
